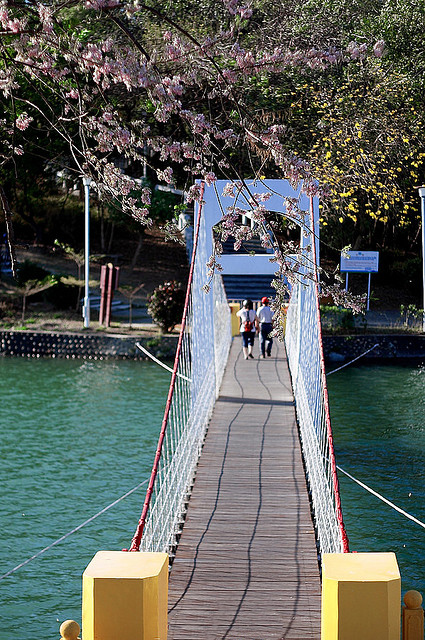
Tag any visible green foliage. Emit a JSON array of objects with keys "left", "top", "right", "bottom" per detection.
[
  {"left": 400, "top": 304, "right": 423, "bottom": 328},
  {"left": 238, "top": 0, "right": 425, "bottom": 256},
  {"left": 146, "top": 336, "right": 162, "bottom": 350},
  {"left": 147, "top": 280, "right": 185, "bottom": 333},
  {"left": 320, "top": 305, "right": 355, "bottom": 332}
]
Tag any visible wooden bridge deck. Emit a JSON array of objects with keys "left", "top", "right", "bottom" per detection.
[{"left": 168, "top": 339, "right": 321, "bottom": 640}]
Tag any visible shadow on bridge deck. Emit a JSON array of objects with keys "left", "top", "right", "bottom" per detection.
[{"left": 168, "top": 339, "right": 321, "bottom": 640}]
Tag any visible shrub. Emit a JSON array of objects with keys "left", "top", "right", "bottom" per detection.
[
  {"left": 147, "top": 280, "right": 185, "bottom": 333},
  {"left": 400, "top": 304, "right": 423, "bottom": 328},
  {"left": 320, "top": 305, "right": 355, "bottom": 332}
]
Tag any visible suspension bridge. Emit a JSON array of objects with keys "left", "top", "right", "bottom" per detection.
[
  {"left": 166, "top": 339, "right": 322, "bottom": 639},
  {"left": 81, "top": 180, "right": 409, "bottom": 640},
  {"left": 101, "top": 179, "right": 346, "bottom": 640}
]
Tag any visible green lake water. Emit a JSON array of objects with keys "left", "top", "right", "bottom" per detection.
[
  {"left": 327, "top": 363, "right": 425, "bottom": 593},
  {"left": 1, "top": 358, "right": 424, "bottom": 639},
  {"left": 0, "top": 358, "right": 170, "bottom": 640}
]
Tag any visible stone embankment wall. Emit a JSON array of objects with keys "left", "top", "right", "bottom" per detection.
[
  {"left": 2, "top": 331, "right": 425, "bottom": 362},
  {"left": 323, "top": 334, "right": 425, "bottom": 362},
  {"left": 0, "top": 331, "right": 178, "bottom": 360}
]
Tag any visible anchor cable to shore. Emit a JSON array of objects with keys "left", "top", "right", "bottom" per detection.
[
  {"left": 0, "top": 478, "right": 149, "bottom": 581},
  {"left": 136, "top": 342, "right": 192, "bottom": 382},
  {"left": 326, "top": 343, "right": 380, "bottom": 375},
  {"left": 336, "top": 464, "right": 425, "bottom": 530}
]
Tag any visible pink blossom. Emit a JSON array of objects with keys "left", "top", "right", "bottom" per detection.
[
  {"left": 222, "top": 69, "right": 238, "bottom": 83},
  {"left": 15, "top": 113, "right": 33, "bottom": 131},
  {"left": 373, "top": 40, "right": 385, "bottom": 58},
  {"left": 239, "top": 5, "right": 252, "bottom": 19},
  {"left": 222, "top": 182, "right": 236, "bottom": 198},
  {"left": 347, "top": 41, "right": 367, "bottom": 61},
  {"left": 7, "top": 18, "right": 24, "bottom": 33},
  {"left": 141, "top": 187, "right": 151, "bottom": 206},
  {"left": 0, "top": 7, "right": 9, "bottom": 29},
  {"left": 204, "top": 172, "right": 216, "bottom": 187},
  {"left": 250, "top": 204, "right": 266, "bottom": 223},
  {"left": 157, "top": 167, "right": 174, "bottom": 184},
  {"left": 254, "top": 192, "right": 272, "bottom": 202},
  {"left": 222, "top": 0, "right": 239, "bottom": 15},
  {"left": 66, "top": 88, "right": 79, "bottom": 99},
  {"left": 185, "top": 184, "right": 202, "bottom": 203},
  {"left": 85, "top": 0, "right": 120, "bottom": 8},
  {"left": 37, "top": 4, "right": 54, "bottom": 32},
  {"left": 132, "top": 208, "right": 150, "bottom": 223}
]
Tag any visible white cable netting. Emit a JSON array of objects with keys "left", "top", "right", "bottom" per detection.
[
  {"left": 140, "top": 205, "right": 232, "bottom": 554},
  {"left": 285, "top": 272, "right": 346, "bottom": 555}
]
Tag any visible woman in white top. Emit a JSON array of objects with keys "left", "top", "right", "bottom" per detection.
[
  {"left": 236, "top": 299, "right": 257, "bottom": 360},
  {"left": 256, "top": 296, "right": 274, "bottom": 358}
]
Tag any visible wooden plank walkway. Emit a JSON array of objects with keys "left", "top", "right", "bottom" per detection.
[{"left": 168, "top": 339, "right": 321, "bottom": 640}]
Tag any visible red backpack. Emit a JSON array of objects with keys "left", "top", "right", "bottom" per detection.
[{"left": 243, "top": 310, "right": 253, "bottom": 332}]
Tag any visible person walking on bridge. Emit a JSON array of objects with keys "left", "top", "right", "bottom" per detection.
[
  {"left": 257, "top": 296, "right": 274, "bottom": 358},
  {"left": 236, "top": 299, "right": 257, "bottom": 360}
]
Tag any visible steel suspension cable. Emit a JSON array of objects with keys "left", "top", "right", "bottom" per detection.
[{"left": 129, "top": 182, "right": 206, "bottom": 552}]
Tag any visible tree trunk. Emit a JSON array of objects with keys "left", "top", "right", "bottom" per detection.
[
  {"left": 130, "top": 231, "right": 144, "bottom": 272},
  {"left": 0, "top": 186, "right": 17, "bottom": 277},
  {"left": 352, "top": 234, "right": 363, "bottom": 251},
  {"left": 76, "top": 264, "right": 82, "bottom": 311},
  {"left": 100, "top": 204, "right": 105, "bottom": 253},
  {"left": 107, "top": 221, "right": 115, "bottom": 254},
  {"left": 20, "top": 186, "right": 44, "bottom": 244}
]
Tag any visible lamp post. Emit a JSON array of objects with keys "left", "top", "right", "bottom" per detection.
[
  {"left": 417, "top": 186, "right": 425, "bottom": 332},
  {"left": 82, "top": 177, "right": 91, "bottom": 328}
]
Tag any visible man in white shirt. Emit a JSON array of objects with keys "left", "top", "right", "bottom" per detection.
[{"left": 256, "top": 296, "right": 274, "bottom": 358}]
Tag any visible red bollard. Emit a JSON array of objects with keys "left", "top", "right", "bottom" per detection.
[{"left": 99, "top": 263, "right": 120, "bottom": 327}]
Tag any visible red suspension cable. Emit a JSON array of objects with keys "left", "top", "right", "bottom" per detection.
[
  {"left": 128, "top": 182, "right": 205, "bottom": 552},
  {"left": 309, "top": 197, "right": 349, "bottom": 553}
]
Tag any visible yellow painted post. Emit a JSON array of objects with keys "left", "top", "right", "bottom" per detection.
[
  {"left": 402, "top": 590, "right": 424, "bottom": 640},
  {"left": 82, "top": 551, "right": 168, "bottom": 640},
  {"left": 321, "top": 553, "right": 401, "bottom": 640},
  {"left": 281, "top": 304, "right": 288, "bottom": 335},
  {"left": 59, "top": 620, "right": 80, "bottom": 640},
  {"left": 229, "top": 302, "right": 241, "bottom": 337}
]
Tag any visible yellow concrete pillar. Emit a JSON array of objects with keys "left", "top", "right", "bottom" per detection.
[
  {"left": 321, "top": 553, "right": 401, "bottom": 640},
  {"left": 82, "top": 551, "right": 168, "bottom": 640},
  {"left": 280, "top": 304, "right": 288, "bottom": 335},
  {"left": 229, "top": 302, "right": 241, "bottom": 337}
]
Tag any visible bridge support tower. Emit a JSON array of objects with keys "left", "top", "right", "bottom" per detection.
[
  {"left": 321, "top": 552, "right": 401, "bottom": 640},
  {"left": 82, "top": 551, "right": 168, "bottom": 640}
]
